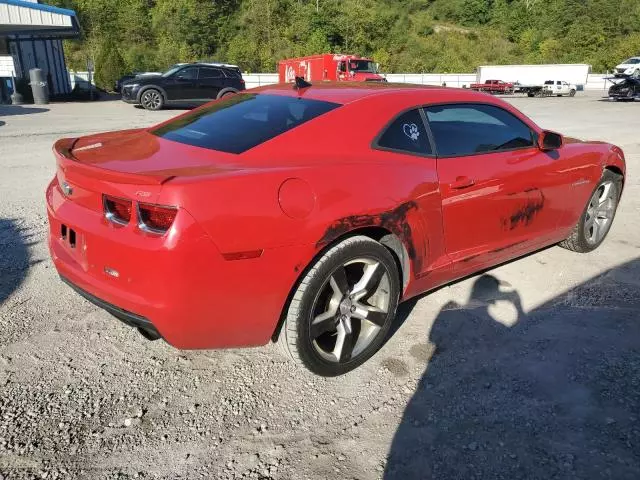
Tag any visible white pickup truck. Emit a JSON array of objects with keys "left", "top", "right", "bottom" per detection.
[{"left": 543, "top": 80, "right": 577, "bottom": 97}]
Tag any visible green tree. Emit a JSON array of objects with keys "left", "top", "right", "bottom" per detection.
[{"left": 94, "top": 38, "right": 126, "bottom": 90}]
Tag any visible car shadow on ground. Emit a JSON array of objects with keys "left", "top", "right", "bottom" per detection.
[
  {"left": 0, "top": 218, "right": 39, "bottom": 307},
  {"left": 0, "top": 105, "right": 49, "bottom": 116},
  {"left": 384, "top": 258, "right": 640, "bottom": 479}
]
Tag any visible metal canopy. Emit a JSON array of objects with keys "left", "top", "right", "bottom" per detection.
[{"left": 0, "top": 0, "right": 79, "bottom": 37}]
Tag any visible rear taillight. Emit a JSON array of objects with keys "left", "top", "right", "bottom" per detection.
[
  {"left": 103, "top": 195, "right": 132, "bottom": 224},
  {"left": 138, "top": 203, "right": 178, "bottom": 234}
]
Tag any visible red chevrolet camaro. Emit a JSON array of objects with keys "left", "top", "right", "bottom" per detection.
[{"left": 47, "top": 83, "right": 625, "bottom": 376}]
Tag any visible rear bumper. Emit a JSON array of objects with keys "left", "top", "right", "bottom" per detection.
[
  {"left": 46, "top": 176, "right": 311, "bottom": 350},
  {"left": 60, "top": 275, "right": 162, "bottom": 340}
]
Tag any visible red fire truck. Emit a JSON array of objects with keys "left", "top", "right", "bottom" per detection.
[{"left": 278, "top": 54, "right": 385, "bottom": 83}]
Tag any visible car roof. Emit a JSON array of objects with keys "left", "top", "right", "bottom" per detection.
[
  {"left": 250, "top": 82, "right": 493, "bottom": 105},
  {"left": 195, "top": 62, "right": 240, "bottom": 69},
  {"left": 173, "top": 62, "right": 240, "bottom": 69}
]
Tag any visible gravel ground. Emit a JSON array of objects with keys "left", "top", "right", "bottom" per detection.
[{"left": 0, "top": 92, "right": 638, "bottom": 479}]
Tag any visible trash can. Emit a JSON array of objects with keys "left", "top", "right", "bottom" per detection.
[{"left": 29, "top": 68, "right": 49, "bottom": 105}]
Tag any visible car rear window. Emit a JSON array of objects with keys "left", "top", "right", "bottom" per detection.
[{"left": 152, "top": 94, "right": 340, "bottom": 154}]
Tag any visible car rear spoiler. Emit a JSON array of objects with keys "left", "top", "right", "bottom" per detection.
[{"left": 53, "top": 138, "right": 173, "bottom": 185}]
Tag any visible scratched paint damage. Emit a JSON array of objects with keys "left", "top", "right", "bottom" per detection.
[
  {"left": 316, "top": 201, "right": 421, "bottom": 271},
  {"left": 504, "top": 189, "right": 545, "bottom": 230}
]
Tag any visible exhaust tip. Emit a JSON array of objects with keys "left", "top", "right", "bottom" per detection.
[{"left": 138, "top": 327, "right": 161, "bottom": 341}]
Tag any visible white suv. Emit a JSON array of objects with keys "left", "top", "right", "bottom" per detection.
[
  {"left": 615, "top": 57, "right": 640, "bottom": 76},
  {"left": 543, "top": 80, "right": 577, "bottom": 97}
]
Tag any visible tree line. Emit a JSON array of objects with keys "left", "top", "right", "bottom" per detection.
[{"left": 49, "top": 0, "right": 640, "bottom": 90}]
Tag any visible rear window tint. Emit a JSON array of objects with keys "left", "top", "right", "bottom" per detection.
[{"left": 152, "top": 94, "right": 340, "bottom": 154}]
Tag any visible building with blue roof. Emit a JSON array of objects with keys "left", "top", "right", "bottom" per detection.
[{"left": 0, "top": 0, "right": 79, "bottom": 102}]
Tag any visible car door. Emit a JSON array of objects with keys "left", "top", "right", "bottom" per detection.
[
  {"left": 372, "top": 108, "right": 449, "bottom": 283},
  {"left": 198, "top": 67, "right": 225, "bottom": 100},
  {"left": 425, "top": 103, "right": 558, "bottom": 273},
  {"left": 163, "top": 66, "right": 199, "bottom": 101}
]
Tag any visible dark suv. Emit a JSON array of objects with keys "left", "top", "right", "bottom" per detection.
[{"left": 121, "top": 63, "right": 246, "bottom": 110}]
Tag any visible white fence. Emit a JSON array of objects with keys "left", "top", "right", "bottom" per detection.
[
  {"left": 0, "top": 55, "right": 15, "bottom": 77},
  {"left": 68, "top": 71, "right": 613, "bottom": 91},
  {"left": 69, "top": 71, "right": 92, "bottom": 89}
]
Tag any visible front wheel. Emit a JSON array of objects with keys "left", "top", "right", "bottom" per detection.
[
  {"left": 569, "top": 89, "right": 576, "bottom": 97},
  {"left": 559, "top": 170, "right": 622, "bottom": 253},
  {"left": 140, "top": 89, "right": 164, "bottom": 111},
  {"left": 280, "top": 236, "right": 400, "bottom": 376}
]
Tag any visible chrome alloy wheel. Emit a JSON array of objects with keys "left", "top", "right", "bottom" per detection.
[
  {"left": 141, "top": 90, "right": 162, "bottom": 110},
  {"left": 309, "top": 258, "right": 391, "bottom": 363},
  {"left": 584, "top": 180, "right": 617, "bottom": 245}
]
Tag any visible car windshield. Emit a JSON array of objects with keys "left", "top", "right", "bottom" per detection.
[
  {"left": 622, "top": 58, "right": 640, "bottom": 64},
  {"left": 348, "top": 60, "right": 377, "bottom": 73},
  {"left": 162, "top": 65, "right": 185, "bottom": 77},
  {"left": 152, "top": 94, "right": 341, "bottom": 154}
]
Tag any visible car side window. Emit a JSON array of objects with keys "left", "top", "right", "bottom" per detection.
[
  {"left": 376, "top": 109, "right": 432, "bottom": 155},
  {"left": 176, "top": 67, "right": 198, "bottom": 80},
  {"left": 200, "top": 67, "right": 223, "bottom": 79},
  {"left": 424, "top": 104, "right": 534, "bottom": 157}
]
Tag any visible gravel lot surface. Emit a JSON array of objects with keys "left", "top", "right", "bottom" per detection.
[{"left": 0, "top": 92, "right": 638, "bottom": 479}]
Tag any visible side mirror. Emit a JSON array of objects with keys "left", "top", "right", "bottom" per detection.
[{"left": 538, "top": 130, "right": 563, "bottom": 151}]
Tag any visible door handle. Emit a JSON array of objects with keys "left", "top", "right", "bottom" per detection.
[{"left": 449, "top": 176, "right": 475, "bottom": 189}]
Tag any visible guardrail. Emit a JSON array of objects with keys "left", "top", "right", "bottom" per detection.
[{"left": 68, "top": 71, "right": 613, "bottom": 91}]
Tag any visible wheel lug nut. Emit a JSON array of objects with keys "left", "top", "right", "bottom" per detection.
[{"left": 350, "top": 305, "right": 356, "bottom": 313}]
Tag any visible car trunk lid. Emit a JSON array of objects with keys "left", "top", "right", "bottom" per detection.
[{"left": 53, "top": 129, "right": 241, "bottom": 215}]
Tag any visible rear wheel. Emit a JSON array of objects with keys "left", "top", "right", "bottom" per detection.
[
  {"left": 280, "top": 236, "right": 400, "bottom": 376},
  {"left": 559, "top": 170, "right": 622, "bottom": 253},
  {"left": 140, "top": 89, "right": 164, "bottom": 111}
]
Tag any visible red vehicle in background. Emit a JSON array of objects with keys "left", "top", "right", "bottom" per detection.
[
  {"left": 470, "top": 79, "right": 515, "bottom": 94},
  {"left": 278, "top": 54, "right": 385, "bottom": 83}
]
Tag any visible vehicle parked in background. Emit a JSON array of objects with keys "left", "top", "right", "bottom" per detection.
[
  {"left": 115, "top": 72, "right": 161, "bottom": 93},
  {"left": 121, "top": 62, "right": 245, "bottom": 110},
  {"left": 543, "top": 80, "right": 577, "bottom": 97},
  {"left": 470, "top": 79, "right": 515, "bottom": 94},
  {"left": 47, "top": 82, "right": 625, "bottom": 376},
  {"left": 608, "top": 75, "right": 640, "bottom": 100},
  {"left": 278, "top": 54, "right": 385, "bottom": 83},
  {"left": 513, "top": 82, "right": 544, "bottom": 96},
  {"left": 476, "top": 64, "right": 590, "bottom": 89},
  {"left": 614, "top": 57, "right": 640, "bottom": 77}
]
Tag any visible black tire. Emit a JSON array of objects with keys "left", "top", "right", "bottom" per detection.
[
  {"left": 280, "top": 236, "right": 400, "bottom": 376},
  {"left": 559, "top": 170, "right": 622, "bottom": 253},
  {"left": 569, "top": 89, "right": 576, "bottom": 97},
  {"left": 140, "top": 88, "right": 164, "bottom": 111},
  {"left": 527, "top": 92, "right": 535, "bottom": 98}
]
